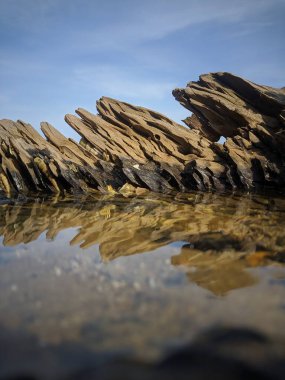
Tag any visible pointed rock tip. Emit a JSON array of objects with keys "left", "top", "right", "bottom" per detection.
[
  {"left": 97, "top": 96, "right": 117, "bottom": 104},
  {"left": 75, "top": 107, "right": 89, "bottom": 115},
  {"left": 64, "top": 114, "right": 74, "bottom": 122},
  {"left": 17, "top": 119, "right": 29, "bottom": 125},
  {"left": 40, "top": 121, "right": 59, "bottom": 134},
  {"left": 40, "top": 121, "right": 52, "bottom": 127},
  {"left": 172, "top": 88, "right": 183, "bottom": 98},
  {"left": 97, "top": 96, "right": 137, "bottom": 109}
]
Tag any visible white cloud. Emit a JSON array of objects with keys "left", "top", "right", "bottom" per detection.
[
  {"left": 0, "top": 0, "right": 284, "bottom": 133},
  {"left": 1, "top": 0, "right": 283, "bottom": 50},
  {"left": 72, "top": 65, "right": 175, "bottom": 100},
  {"left": 240, "top": 63, "right": 285, "bottom": 87},
  {"left": 70, "top": 0, "right": 284, "bottom": 51},
  {"left": 0, "top": 56, "right": 52, "bottom": 75}
]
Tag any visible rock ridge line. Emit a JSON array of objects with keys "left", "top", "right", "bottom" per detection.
[{"left": 0, "top": 72, "right": 284, "bottom": 196}]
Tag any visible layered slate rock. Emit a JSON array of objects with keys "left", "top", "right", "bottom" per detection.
[
  {"left": 0, "top": 73, "right": 285, "bottom": 196},
  {"left": 173, "top": 72, "right": 285, "bottom": 191},
  {"left": 0, "top": 97, "right": 217, "bottom": 195}
]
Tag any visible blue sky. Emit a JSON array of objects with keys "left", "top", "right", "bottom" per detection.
[{"left": 0, "top": 0, "right": 285, "bottom": 139}]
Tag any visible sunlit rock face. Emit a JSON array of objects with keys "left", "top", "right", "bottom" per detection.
[
  {"left": 173, "top": 72, "right": 285, "bottom": 191},
  {"left": 0, "top": 97, "right": 212, "bottom": 195},
  {"left": 1, "top": 73, "right": 285, "bottom": 196}
]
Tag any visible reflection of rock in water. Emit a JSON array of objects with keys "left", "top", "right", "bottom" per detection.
[
  {"left": 1, "top": 192, "right": 285, "bottom": 378},
  {"left": 0, "top": 192, "right": 285, "bottom": 293},
  {"left": 171, "top": 229, "right": 283, "bottom": 295},
  {"left": 172, "top": 242, "right": 258, "bottom": 296}
]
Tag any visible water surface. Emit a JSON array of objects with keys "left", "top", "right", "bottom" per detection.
[{"left": 1, "top": 191, "right": 285, "bottom": 377}]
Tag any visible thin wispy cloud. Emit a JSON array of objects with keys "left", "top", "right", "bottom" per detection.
[
  {"left": 73, "top": 65, "right": 175, "bottom": 100},
  {"left": 0, "top": 0, "right": 282, "bottom": 51},
  {"left": 223, "top": 21, "right": 274, "bottom": 39},
  {"left": 0, "top": 0, "right": 284, "bottom": 133},
  {"left": 53, "top": 0, "right": 285, "bottom": 52}
]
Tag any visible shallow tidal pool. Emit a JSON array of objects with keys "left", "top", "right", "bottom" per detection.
[{"left": 1, "top": 191, "right": 285, "bottom": 378}]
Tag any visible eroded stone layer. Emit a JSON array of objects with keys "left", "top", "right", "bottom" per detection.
[
  {"left": 1, "top": 73, "right": 285, "bottom": 196},
  {"left": 173, "top": 72, "right": 285, "bottom": 191}
]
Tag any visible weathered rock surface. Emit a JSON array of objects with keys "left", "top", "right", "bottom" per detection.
[
  {"left": 0, "top": 97, "right": 215, "bottom": 195},
  {"left": 1, "top": 72, "right": 285, "bottom": 196},
  {"left": 174, "top": 72, "right": 285, "bottom": 191}
]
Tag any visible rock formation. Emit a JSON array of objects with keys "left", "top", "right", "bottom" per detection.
[
  {"left": 173, "top": 72, "right": 285, "bottom": 191},
  {"left": 0, "top": 72, "right": 285, "bottom": 196}
]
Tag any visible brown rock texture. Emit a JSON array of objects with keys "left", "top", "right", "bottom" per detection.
[
  {"left": 173, "top": 72, "right": 285, "bottom": 191},
  {"left": 0, "top": 72, "right": 285, "bottom": 196},
  {"left": 0, "top": 97, "right": 214, "bottom": 195}
]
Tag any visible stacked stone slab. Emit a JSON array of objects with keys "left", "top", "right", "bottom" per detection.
[
  {"left": 0, "top": 72, "right": 284, "bottom": 195},
  {"left": 173, "top": 72, "right": 285, "bottom": 191}
]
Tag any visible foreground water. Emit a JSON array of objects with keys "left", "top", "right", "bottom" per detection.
[{"left": 1, "top": 191, "right": 285, "bottom": 378}]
